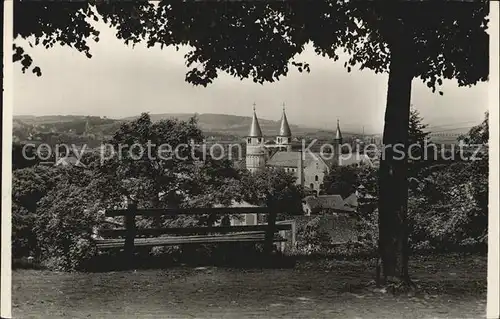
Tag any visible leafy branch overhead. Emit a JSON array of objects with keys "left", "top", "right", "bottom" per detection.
[{"left": 14, "top": 1, "right": 488, "bottom": 93}]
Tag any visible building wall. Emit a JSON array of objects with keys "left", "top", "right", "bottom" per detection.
[
  {"left": 245, "top": 140, "right": 266, "bottom": 172},
  {"left": 303, "top": 160, "right": 328, "bottom": 193},
  {"left": 294, "top": 214, "right": 360, "bottom": 245},
  {"left": 275, "top": 136, "right": 292, "bottom": 152},
  {"left": 231, "top": 213, "right": 258, "bottom": 226}
]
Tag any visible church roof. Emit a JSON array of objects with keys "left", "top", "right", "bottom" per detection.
[
  {"left": 344, "top": 193, "right": 358, "bottom": 207},
  {"left": 266, "top": 151, "right": 372, "bottom": 168},
  {"left": 266, "top": 151, "right": 326, "bottom": 168},
  {"left": 54, "top": 156, "right": 87, "bottom": 168},
  {"left": 248, "top": 108, "right": 263, "bottom": 137},
  {"left": 278, "top": 108, "right": 292, "bottom": 137},
  {"left": 338, "top": 153, "right": 373, "bottom": 166}
]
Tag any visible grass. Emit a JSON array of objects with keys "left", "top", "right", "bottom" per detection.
[{"left": 12, "top": 253, "right": 486, "bottom": 319}]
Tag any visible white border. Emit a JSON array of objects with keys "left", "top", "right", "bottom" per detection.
[
  {"left": 1, "top": 1, "right": 13, "bottom": 318},
  {"left": 487, "top": 1, "right": 500, "bottom": 319}
]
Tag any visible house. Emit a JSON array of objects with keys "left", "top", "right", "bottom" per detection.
[
  {"left": 54, "top": 156, "right": 87, "bottom": 168},
  {"left": 213, "top": 200, "right": 260, "bottom": 226},
  {"left": 301, "top": 194, "right": 355, "bottom": 216},
  {"left": 343, "top": 193, "right": 358, "bottom": 209},
  {"left": 38, "top": 156, "right": 86, "bottom": 168}
]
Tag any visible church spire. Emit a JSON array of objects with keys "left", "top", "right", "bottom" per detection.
[
  {"left": 335, "top": 118, "right": 342, "bottom": 141},
  {"left": 248, "top": 103, "right": 263, "bottom": 137},
  {"left": 278, "top": 103, "right": 292, "bottom": 137}
]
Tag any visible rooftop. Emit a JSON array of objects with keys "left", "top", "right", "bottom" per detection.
[
  {"left": 266, "top": 151, "right": 373, "bottom": 168},
  {"left": 302, "top": 195, "right": 355, "bottom": 213}
]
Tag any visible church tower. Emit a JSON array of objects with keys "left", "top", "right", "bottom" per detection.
[
  {"left": 276, "top": 103, "right": 292, "bottom": 152},
  {"left": 84, "top": 117, "right": 91, "bottom": 136},
  {"left": 333, "top": 119, "right": 343, "bottom": 166},
  {"left": 246, "top": 104, "right": 266, "bottom": 173}
]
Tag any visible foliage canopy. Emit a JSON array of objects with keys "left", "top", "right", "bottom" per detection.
[{"left": 15, "top": 1, "right": 488, "bottom": 92}]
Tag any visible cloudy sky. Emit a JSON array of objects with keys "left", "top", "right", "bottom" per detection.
[{"left": 13, "top": 22, "right": 488, "bottom": 134}]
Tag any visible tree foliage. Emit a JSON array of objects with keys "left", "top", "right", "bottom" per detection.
[
  {"left": 94, "top": 112, "right": 204, "bottom": 208},
  {"left": 14, "top": 1, "right": 488, "bottom": 92},
  {"left": 241, "top": 168, "right": 304, "bottom": 212},
  {"left": 11, "top": 165, "right": 98, "bottom": 262},
  {"left": 321, "top": 165, "right": 359, "bottom": 198},
  {"left": 408, "top": 113, "right": 488, "bottom": 252},
  {"left": 408, "top": 106, "right": 433, "bottom": 181},
  {"left": 12, "top": 143, "right": 39, "bottom": 170},
  {"left": 408, "top": 106, "right": 430, "bottom": 147},
  {"left": 459, "top": 111, "right": 489, "bottom": 145}
]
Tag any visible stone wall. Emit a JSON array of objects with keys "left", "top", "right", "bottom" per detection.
[{"left": 294, "top": 214, "right": 361, "bottom": 247}]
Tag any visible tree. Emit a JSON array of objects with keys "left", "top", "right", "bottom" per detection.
[
  {"left": 408, "top": 161, "right": 487, "bottom": 252},
  {"left": 91, "top": 112, "right": 253, "bottom": 228},
  {"left": 90, "top": 113, "right": 206, "bottom": 228},
  {"left": 34, "top": 179, "right": 105, "bottom": 270},
  {"left": 408, "top": 106, "right": 432, "bottom": 183},
  {"left": 321, "top": 164, "right": 379, "bottom": 217},
  {"left": 96, "top": 113, "right": 203, "bottom": 206},
  {"left": 459, "top": 111, "right": 489, "bottom": 145},
  {"left": 12, "top": 165, "right": 61, "bottom": 258},
  {"left": 408, "top": 113, "right": 489, "bottom": 253},
  {"left": 321, "top": 165, "right": 360, "bottom": 198},
  {"left": 12, "top": 142, "right": 39, "bottom": 170},
  {"left": 241, "top": 168, "right": 304, "bottom": 215},
  {"left": 11, "top": 164, "right": 98, "bottom": 261},
  {"left": 13, "top": 0, "right": 489, "bottom": 283},
  {"left": 460, "top": 112, "right": 489, "bottom": 215}
]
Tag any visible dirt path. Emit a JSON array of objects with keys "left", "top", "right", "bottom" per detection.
[{"left": 12, "top": 255, "right": 486, "bottom": 318}]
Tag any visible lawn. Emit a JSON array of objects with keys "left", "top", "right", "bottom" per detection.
[{"left": 12, "top": 254, "right": 486, "bottom": 319}]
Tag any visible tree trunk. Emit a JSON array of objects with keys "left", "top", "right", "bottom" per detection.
[{"left": 378, "top": 39, "right": 415, "bottom": 283}]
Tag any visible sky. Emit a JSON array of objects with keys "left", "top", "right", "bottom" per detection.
[{"left": 13, "top": 22, "right": 489, "bottom": 135}]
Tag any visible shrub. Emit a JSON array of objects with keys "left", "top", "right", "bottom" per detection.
[
  {"left": 34, "top": 183, "right": 103, "bottom": 271},
  {"left": 296, "top": 216, "right": 332, "bottom": 254},
  {"left": 12, "top": 166, "right": 62, "bottom": 258},
  {"left": 12, "top": 202, "right": 38, "bottom": 259}
]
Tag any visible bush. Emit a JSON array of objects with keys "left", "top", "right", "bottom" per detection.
[
  {"left": 34, "top": 183, "right": 103, "bottom": 271},
  {"left": 356, "top": 208, "right": 378, "bottom": 245},
  {"left": 12, "top": 202, "right": 38, "bottom": 259},
  {"left": 296, "top": 216, "right": 332, "bottom": 254},
  {"left": 12, "top": 166, "right": 62, "bottom": 259}
]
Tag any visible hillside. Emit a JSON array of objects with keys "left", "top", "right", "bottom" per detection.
[
  {"left": 121, "top": 113, "right": 358, "bottom": 138},
  {"left": 13, "top": 113, "right": 476, "bottom": 145}
]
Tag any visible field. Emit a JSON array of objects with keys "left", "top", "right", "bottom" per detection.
[{"left": 12, "top": 254, "right": 486, "bottom": 319}]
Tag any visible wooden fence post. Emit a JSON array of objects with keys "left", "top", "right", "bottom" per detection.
[
  {"left": 264, "top": 210, "right": 277, "bottom": 255},
  {"left": 290, "top": 220, "right": 296, "bottom": 250},
  {"left": 124, "top": 202, "right": 137, "bottom": 263}
]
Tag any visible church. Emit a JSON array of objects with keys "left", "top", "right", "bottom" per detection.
[{"left": 245, "top": 105, "right": 372, "bottom": 194}]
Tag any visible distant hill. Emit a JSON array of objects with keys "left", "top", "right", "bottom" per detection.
[
  {"left": 121, "top": 113, "right": 359, "bottom": 138},
  {"left": 427, "top": 127, "right": 470, "bottom": 145},
  {"left": 13, "top": 114, "right": 476, "bottom": 142},
  {"left": 13, "top": 113, "right": 362, "bottom": 143},
  {"left": 13, "top": 115, "right": 109, "bottom": 125}
]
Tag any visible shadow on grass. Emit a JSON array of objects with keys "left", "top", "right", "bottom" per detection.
[{"left": 81, "top": 244, "right": 298, "bottom": 272}]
